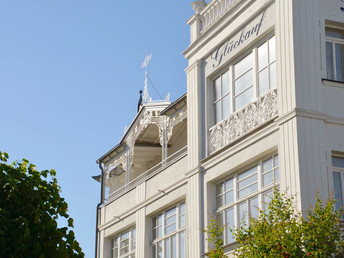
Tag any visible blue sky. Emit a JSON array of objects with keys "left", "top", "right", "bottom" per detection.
[{"left": 0, "top": 1, "right": 194, "bottom": 257}]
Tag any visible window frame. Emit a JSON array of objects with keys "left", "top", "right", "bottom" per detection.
[
  {"left": 152, "top": 202, "right": 186, "bottom": 258},
  {"left": 111, "top": 227, "right": 136, "bottom": 258},
  {"left": 332, "top": 155, "right": 344, "bottom": 210},
  {"left": 325, "top": 26, "right": 344, "bottom": 82},
  {"left": 215, "top": 154, "right": 279, "bottom": 245},
  {"left": 212, "top": 34, "right": 276, "bottom": 126}
]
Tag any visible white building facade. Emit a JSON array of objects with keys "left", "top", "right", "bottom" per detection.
[{"left": 95, "top": 0, "right": 344, "bottom": 257}]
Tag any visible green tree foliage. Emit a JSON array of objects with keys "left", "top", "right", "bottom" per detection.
[
  {"left": 0, "top": 151, "right": 84, "bottom": 257},
  {"left": 204, "top": 217, "right": 225, "bottom": 258},
  {"left": 234, "top": 189, "right": 344, "bottom": 257}
]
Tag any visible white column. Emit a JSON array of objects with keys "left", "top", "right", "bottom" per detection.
[{"left": 135, "top": 183, "right": 147, "bottom": 258}]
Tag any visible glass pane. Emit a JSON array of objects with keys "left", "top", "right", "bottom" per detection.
[
  {"left": 225, "top": 191, "right": 234, "bottom": 205},
  {"left": 222, "top": 95, "right": 231, "bottom": 119},
  {"left": 263, "top": 171, "right": 273, "bottom": 187},
  {"left": 225, "top": 179, "right": 233, "bottom": 191},
  {"left": 165, "top": 238, "right": 171, "bottom": 258},
  {"left": 332, "top": 156, "right": 344, "bottom": 168},
  {"left": 274, "top": 155, "right": 279, "bottom": 167},
  {"left": 270, "top": 62, "right": 277, "bottom": 89},
  {"left": 275, "top": 168, "right": 279, "bottom": 182},
  {"left": 180, "top": 214, "right": 185, "bottom": 228},
  {"left": 269, "top": 36, "right": 276, "bottom": 63},
  {"left": 326, "top": 28, "right": 344, "bottom": 39},
  {"left": 216, "top": 182, "right": 224, "bottom": 196},
  {"left": 215, "top": 101, "right": 222, "bottom": 124},
  {"left": 166, "top": 215, "right": 176, "bottom": 227},
  {"left": 238, "top": 183, "right": 258, "bottom": 199},
  {"left": 165, "top": 224, "right": 176, "bottom": 235},
  {"left": 225, "top": 208, "right": 235, "bottom": 244},
  {"left": 113, "top": 247, "right": 118, "bottom": 258},
  {"left": 234, "top": 69, "right": 253, "bottom": 95},
  {"left": 215, "top": 77, "right": 221, "bottom": 100},
  {"left": 179, "top": 232, "right": 185, "bottom": 258},
  {"left": 120, "top": 245, "right": 129, "bottom": 255},
  {"left": 263, "top": 158, "right": 273, "bottom": 172},
  {"left": 333, "top": 172, "right": 343, "bottom": 210},
  {"left": 171, "top": 235, "right": 177, "bottom": 258},
  {"left": 216, "top": 195, "right": 223, "bottom": 208},
  {"left": 155, "top": 226, "right": 162, "bottom": 239},
  {"left": 258, "top": 41, "right": 268, "bottom": 70},
  {"left": 234, "top": 53, "right": 253, "bottom": 78},
  {"left": 132, "top": 229, "right": 136, "bottom": 250},
  {"left": 180, "top": 203, "right": 185, "bottom": 215},
  {"left": 326, "top": 41, "right": 334, "bottom": 80},
  {"left": 157, "top": 242, "right": 163, "bottom": 258},
  {"left": 238, "top": 202, "right": 248, "bottom": 225},
  {"left": 335, "top": 43, "right": 344, "bottom": 82},
  {"left": 166, "top": 207, "right": 176, "bottom": 217},
  {"left": 249, "top": 196, "right": 259, "bottom": 220},
  {"left": 153, "top": 215, "right": 162, "bottom": 227},
  {"left": 234, "top": 86, "right": 254, "bottom": 111},
  {"left": 121, "top": 232, "right": 129, "bottom": 241},
  {"left": 258, "top": 68, "right": 269, "bottom": 96},
  {"left": 238, "top": 174, "right": 258, "bottom": 189},
  {"left": 239, "top": 166, "right": 257, "bottom": 180},
  {"left": 222, "top": 70, "right": 230, "bottom": 94}
]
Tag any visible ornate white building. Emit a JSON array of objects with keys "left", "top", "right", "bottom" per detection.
[{"left": 95, "top": 0, "right": 344, "bottom": 257}]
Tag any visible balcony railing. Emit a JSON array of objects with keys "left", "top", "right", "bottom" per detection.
[
  {"left": 209, "top": 88, "right": 277, "bottom": 154},
  {"left": 200, "top": 0, "right": 244, "bottom": 34},
  {"left": 105, "top": 146, "right": 188, "bottom": 202}
]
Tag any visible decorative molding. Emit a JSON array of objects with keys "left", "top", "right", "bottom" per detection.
[
  {"left": 166, "top": 110, "right": 188, "bottom": 143},
  {"left": 209, "top": 88, "right": 277, "bottom": 154}
]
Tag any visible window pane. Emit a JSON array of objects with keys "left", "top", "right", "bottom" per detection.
[
  {"left": 216, "top": 195, "right": 223, "bottom": 208},
  {"left": 238, "top": 202, "right": 248, "bottom": 225},
  {"left": 222, "top": 70, "right": 230, "bottom": 94},
  {"left": 258, "top": 68, "right": 269, "bottom": 96},
  {"left": 274, "top": 168, "right": 279, "bottom": 182},
  {"left": 238, "top": 174, "right": 258, "bottom": 189},
  {"left": 333, "top": 172, "right": 343, "bottom": 210},
  {"left": 225, "top": 179, "right": 233, "bottom": 191},
  {"left": 332, "top": 156, "right": 344, "bottom": 168},
  {"left": 165, "top": 238, "right": 171, "bottom": 258},
  {"left": 234, "top": 69, "right": 253, "bottom": 95},
  {"left": 274, "top": 155, "right": 279, "bottom": 167},
  {"left": 238, "top": 183, "right": 258, "bottom": 198},
  {"left": 258, "top": 41, "right": 268, "bottom": 70},
  {"left": 249, "top": 196, "right": 259, "bottom": 220},
  {"left": 171, "top": 235, "right": 177, "bottom": 258},
  {"left": 215, "top": 101, "right": 222, "bottom": 124},
  {"left": 216, "top": 182, "right": 224, "bottom": 196},
  {"left": 270, "top": 62, "right": 277, "bottom": 89},
  {"left": 225, "top": 191, "right": 234, "bottom": 205},
  {"left": 180, "top": 214, "right": 185, "bottom": 228},
  {"left": 234, "top": 86, "right": 254, "bottom": 111},
  {"left": 113, "top": 248, "right": 118, "bottom": 258},
  {"left": 179, "top": 232, "right": 185, "bottom": 258},
  {"left": 215, "top": 77, "right": 221, "bottom": 100},
  {"left": 180, "top": 203, "right": 185, "bottom": 215},
  {"left": 326, "top": 41, "right": 334, "bottom": 80},
  {"left": 239, "top": 166, "right": 257, "bottom": 180},
  {"left": 166, "top": 215, "right": 176, "bottom": 227},
  {"left": 222, "top": 95, "right": 231, "bottom": 119},
  {"left": 154, "top": 226, "right": 162, "bottom": 239},
  {"left": 120, "top": 245, "right": 129, "bottom": 255},
  {"left": 326, "top": 28, "right": 344, "bottom": 39},
  {"left": 234, "top": 53, "right": 253, "bottom": 78},
  {"left": 225, "top": 208, "right": 235, "bottom": 244},
  {"left": 157, "top": 242, "right": 163, "bottom": 258},
  {"left": 132, "top": 228, "right": 136, "bottom": 250},
  {"left": 166, "top": 207, "right": 176, "bottom": 217},
  {"left": 335, "top": 43, "right": 344, "bottom": 82},
  {"left": 263, "top": 171, "right": 273, "bottom": 187},
  {"left": 165, "top": 224, "right": 176, "bottom": 235},
  {"left": 263, "top": 158, "right": 273, "bottom": 172},
  {"left": 269, "top": 36, "right": 276, "bottom": 63}
]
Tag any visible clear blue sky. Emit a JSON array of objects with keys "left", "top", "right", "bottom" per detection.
[{"left": 0, "top": 1, "right": 194, "bottom": 257}]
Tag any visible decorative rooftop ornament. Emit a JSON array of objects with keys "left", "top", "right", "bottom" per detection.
[
  {"left": 141, "top": 53, "right": 152, "bottom": 103},
  {"left": 191, "top": 0, "right": 207, "bottom": 14}
]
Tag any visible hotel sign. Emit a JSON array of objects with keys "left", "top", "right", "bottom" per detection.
[{"left": 206, "top": 6, "right": 274, "bottom": 73}]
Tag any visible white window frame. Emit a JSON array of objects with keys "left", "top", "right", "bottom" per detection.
[
  {"left": 111, "top": 227, "right": 136, "bottom": 258},
  {"left": 212, "top": 35, "right": 276, "bottom": 126},
  {"left": 215, "top": 154, "right": 279, "bottom": 245},
  {"left": 332, "top": 155, "right": 344, "bottom": 210},
  {"left": 152, "top": 202, "right": 186, "bottom": 258},
  {"left": 325, "top": 26, "right": 344, "bottom": 82}
]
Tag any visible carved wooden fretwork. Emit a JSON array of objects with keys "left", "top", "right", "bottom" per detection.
[
  {"left": 209, "top": 88, "right": 277, "bottom": 154},
  {"left": 166, "top": 110, "right": 187, "bottom": 142}
]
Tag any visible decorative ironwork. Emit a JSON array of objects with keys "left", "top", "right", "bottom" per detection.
[{"left": 209, "top": 89, "right": 277, "bottom": 154}]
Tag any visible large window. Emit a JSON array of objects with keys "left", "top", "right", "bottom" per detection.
[
  {"left": 326, "top": 27, "right": 344, "bottom": 82},
  {"left": 332, "top": 156, "right": 344, "bottom": 210},
  {"left": 215, "top": 154, "right": 279, "bottom": 245},
  {"left": 152, "top": 202, "right": 186, "bottom": 258},
  {"left": 111, "top": 227, "right": 136, "bottom": 258},
  {"left": 213, "top": 35, "right": 276, "bottom": 125}
]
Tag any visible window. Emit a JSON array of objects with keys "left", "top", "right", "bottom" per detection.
[
  {"left": 215, "top": 154, "right": 279, "bottom": 245},
  {"left": 332, "top": 156, "right": 344, "bottom": 210},
  {"left": 111, "top": 227, "right": 136, "bottom": 258},
  {"left": 152, "top": 202, "right": 186, "bottom": 258},
  {"left": 326, "top": 27, "right": 344, "bottom": 82},
  {"left": 213, "top": 35, "right": 276, "bottom": 125}
]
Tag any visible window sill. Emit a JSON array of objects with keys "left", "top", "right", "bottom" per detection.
[{"left": 322, "top": 78, "right": 344, "bottom": 89}]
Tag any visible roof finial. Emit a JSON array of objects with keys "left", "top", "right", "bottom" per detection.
[
  {"left": 137, "top": 90, "right": 143, "bottom": 112},
  {"left": 141, "top": 52, "right": 152, "bottom": 103}
]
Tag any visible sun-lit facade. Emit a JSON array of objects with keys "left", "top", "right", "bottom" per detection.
[{"left": 95, "top": 0, "right": 344, "bottom": 257}]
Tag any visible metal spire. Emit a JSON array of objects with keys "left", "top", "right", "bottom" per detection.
[{"left": 141, "top": 53, "right": 152, "bottom": 103}]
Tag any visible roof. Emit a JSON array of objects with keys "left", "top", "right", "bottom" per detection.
[{"left": 160, "top": 93, "right": 187, "bottom": 115}]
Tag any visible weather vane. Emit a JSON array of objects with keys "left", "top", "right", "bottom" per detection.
[{"left": 141, "top": 53, "right": 152, "bottom": 103}]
